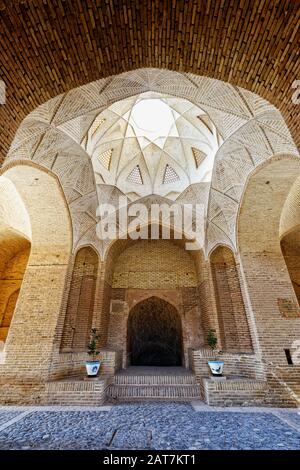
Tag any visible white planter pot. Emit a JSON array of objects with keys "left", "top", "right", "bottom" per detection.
[
  {"left": 86, "top": 361, "right": 101, "bottom": 377},
  {"left": 208, "top": 360, "right": 224, "bottom": 376}
]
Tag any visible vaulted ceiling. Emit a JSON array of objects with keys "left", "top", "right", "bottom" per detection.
[
  {"left": 0, "top": 0, "right": 299, "bottom": 166},
  {"left": 87, "top": 92, "right": 220, "bottom": 200},
  {"left": 3, "top": 67, "right": 298, "bottom": 256}
]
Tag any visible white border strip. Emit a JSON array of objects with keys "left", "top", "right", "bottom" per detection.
[
  {"left": 0, "top": 410, "right": 34, "bottom": 432},
  {"left": 0, "top": 405, "right": 112, "bottom": 412}
]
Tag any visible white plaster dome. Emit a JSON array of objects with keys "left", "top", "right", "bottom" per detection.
[{"left": 83, "top": 92, "right": 222, "bottom": 201}]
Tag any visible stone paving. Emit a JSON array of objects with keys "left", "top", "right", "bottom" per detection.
[{"left": 0, "top": 403, "right": 300, "bottom": 450}]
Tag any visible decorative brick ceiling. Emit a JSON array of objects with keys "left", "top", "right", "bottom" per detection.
[{"left": 0, "top": 0, "right": 299, "bottom": 165}]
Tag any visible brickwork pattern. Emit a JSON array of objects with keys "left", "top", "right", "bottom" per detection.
[
  {"left": 210, "top": 246, "right": 253, "bottom": 353},
  {"left": 112, "top": 240, "right": 198, "bottom": 289},
  {"left": 61, "top": 246, "right": 98, "bottom": 352}
]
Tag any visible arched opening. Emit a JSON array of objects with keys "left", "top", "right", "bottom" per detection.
[
  {"left": 280, "top": 175, "right": 300, "bottom": 307},
  {"left": 238, "top": 156, "right": 300, "bottom": 363},
  {"left": 127, "top": 297, "right": 183, "bottom": 367},
  {"left": 0, "top": 232, "right": 31, "bottom": 345},
  {"left": 104, "top": 235, "right": 203, "bottom": 368},
  {"left": 280, "top": 230, "right": 300, "bottom": 307},
  {"left": 0, "top": 164, "right": 72, "bottom": 382},
  {"left": 61, "top": 246, "right": 99, "bottom": 352},
  {"left": 210, "top": 245, "right": 253, "bottom": 352},
  {"left": 0, "top": 176, "right": 32, "bottom": 348}
]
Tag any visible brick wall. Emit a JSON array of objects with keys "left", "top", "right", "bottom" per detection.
[{"left": 111, "top": 240, "right": 198, "bottom": 289}]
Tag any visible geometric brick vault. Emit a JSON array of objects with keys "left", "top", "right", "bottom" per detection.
[{"left": 2, "top": 68, "right": 299, "bottom": 258}]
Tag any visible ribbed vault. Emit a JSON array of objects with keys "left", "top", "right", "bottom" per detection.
[{"left": 86, "top": 92, "right": 221, "bottom": 200}]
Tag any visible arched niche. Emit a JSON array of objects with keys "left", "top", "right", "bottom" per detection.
[
  {"left": 210, "top": 245, "right": 253, "bottom": 353},
  {"left": 100, "top": 227, "right": 205, "bottom": 367},
  {"left": 0, "top": 164, "right": 72, "bottom": 375},
  {"left": 127, "top": 296, "right": 183, "bottom": 367},
  {"left": 101, "top": 223, "right": 204, "bottom": 347},
  {"left": 280, "top": 175, "right": 300, "bottom": 307},
  {"left": 61, "top": 246, "right": 99, "bottom": 352},
  {"left": 280, "top": 230, "right": 300, "bottom": 307},
  {"left": 238, "top": 156, "right": 300, "bottom": 364},
  {"left": 0, "top": 176, "right": 31, "bottom": 348}
]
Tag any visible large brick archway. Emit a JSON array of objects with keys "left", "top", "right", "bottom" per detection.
[
  {"left": 0, "top": 1, "right": 299, "bottom": 162},
  {"left": 238, "top": 156, "right": 300, "bottom": 365}
]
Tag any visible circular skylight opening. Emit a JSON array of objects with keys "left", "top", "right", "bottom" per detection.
[{"left": 130, "top": 98, "right": 176, "bottom": 141}]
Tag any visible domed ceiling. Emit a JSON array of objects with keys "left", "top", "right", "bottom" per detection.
[{"left": 82, "top": 92, "right": 222, "bottom": 201}]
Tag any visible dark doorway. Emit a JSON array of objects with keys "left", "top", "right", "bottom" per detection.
[{"left": 127, "top": 297, "right": 183, "bottom": 366}]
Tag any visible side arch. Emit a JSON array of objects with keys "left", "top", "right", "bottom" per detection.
[
  {"left": 280, "top": 174, "right": 300, "bottom": 308},
  {"left": 0, "top": 175, "right": 31, "bottom": 348},
  {"left": 210, "top": 245, "right": 253, "bottom": 352},
  {"left": 238, "top": 156, "right": 300, "bottom": 365},
  {"left": 61, "top": 246, "right": 99, "bottom": 351},
  {"left": 0, "top": 164, "right": 72, "bottom": 382}
]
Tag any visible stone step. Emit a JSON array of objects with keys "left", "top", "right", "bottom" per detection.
[
  {"left": 114, "top": 374, "right": 197, "bottom": 386},
  {"left": 107, "top": 384, "right": 202, "bottom": 401},
  {"left": 202, "top": 377, "right": 270, "bottom": 407},
  {"left": 45, "top": 377, "right": 110, "bottom": 406}
]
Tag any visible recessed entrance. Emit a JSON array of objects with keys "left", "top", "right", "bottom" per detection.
[{"left": 127, "top": 297, "right": 183, "bottom": 367}]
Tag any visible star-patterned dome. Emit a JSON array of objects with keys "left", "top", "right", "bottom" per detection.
[{"left": 82, "top": 92, "right": 222, "bottom": 201}]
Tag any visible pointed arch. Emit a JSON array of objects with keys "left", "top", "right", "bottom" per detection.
[
  {"left": 210, "top": 245, "right": 253, "bottom": 352},
  {"left": 61, "top": 246, "right": 99, "bottom": 351},
  {"left": 127, "top": 296, "right": 183, "bottom": 366}
]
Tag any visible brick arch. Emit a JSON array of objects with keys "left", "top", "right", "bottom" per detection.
[
  {"left": 0, "top": 2, "right": 299, "bottom": 161},
  {"left": 238, "top": 155, "right": 300, "bottom": 255},
  {"left": 280, "top": 175, "right": 300, "bottom": 240},
  {"left": 280, "top": 231, "right": 300, "bottom": 309},
  {"left": 237, "top": 156, "right": 300, "bottom": 366},
  {"left": 127, "top": 296, "right": 183, "bottom": 367},
  {"left": 60, "top": 246, "right": 99, "bottom": 352},
  {"left": 103, "top": 217, "right": 203, "bottom": 263},
  {"left": 0, "top": 175, "right": 32, "bottom": 348},
  {"left": 279, "top": 175, "right": 300, "bottom": 309},
  {"left": 209, "top": 244, "right": 253, "bottom": 353},
  {"left": 0, "top": 163, "right": 72, "bottom": 393},
  {"left": 127, "top": 291, "right": 181, "bottom": 314},
  {"left": 5, "top": 69, "right": 298, "bottom": 256},
  {"left": 0, "top": 237, "right": 30, "bottom": 347},
  {"left": 104, "top": 235, "right": 204, "bottom": 367},
  {"left": 2, "top": 290, "right": 20, "bottom": 328}
]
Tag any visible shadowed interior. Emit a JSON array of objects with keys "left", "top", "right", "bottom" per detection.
[{"left": 128, "top": 297, "right": 183, "bottom": 367}]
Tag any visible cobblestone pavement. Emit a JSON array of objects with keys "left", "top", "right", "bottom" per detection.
[{"left": 0, "top": 403, "right": 300, "bottom": 450}]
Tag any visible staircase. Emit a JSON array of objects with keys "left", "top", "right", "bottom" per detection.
[
  {"left": 106, "top": 366, "right": 201, "bottom": 402},
  {"left": 266, "top": 366, "right": 300, "bottom": 408}
]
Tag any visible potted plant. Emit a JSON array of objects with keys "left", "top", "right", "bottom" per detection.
[
  {"left": 86, "top": 328, "right": 101, "bottom": 377},
  {"left": 206, "top": 328, "right": 224, "bottom": 376}
]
